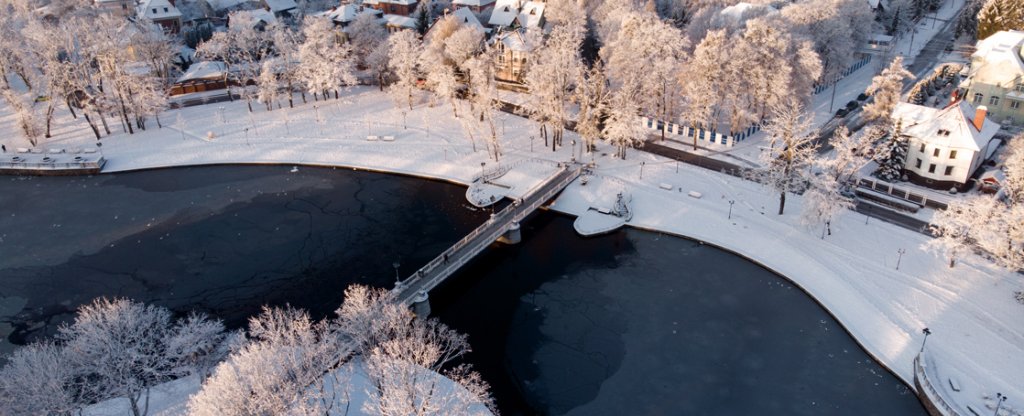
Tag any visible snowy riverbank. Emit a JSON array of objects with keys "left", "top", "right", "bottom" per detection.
[{"left": 2, "top": 86, "right": 1022, "bottom": 414}]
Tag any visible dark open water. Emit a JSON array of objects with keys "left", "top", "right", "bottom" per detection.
[{"left": 0, "top": 165, "right": 924, "bottom": 415}]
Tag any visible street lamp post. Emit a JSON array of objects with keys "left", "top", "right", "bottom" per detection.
[
  {"left": 897, "top": 248, "right": 906, "bottom": 270},
  {"left": 919, "top": 327, "right": 931, "bottom": 354},
  {"left": 480, "top": 162, "right": 486, "bottom": 180},
  {"left": 640, "top": 161, "right": 645, "bottom": 180},
  {"left": 393, "top": 261, "right": 401, "bottom": 286},
  {"left": 728, "top": 200, "right": 735, "bottom": 220},
  {"left": 995, "top": 393, "right": 1007, "bottom": 416}
]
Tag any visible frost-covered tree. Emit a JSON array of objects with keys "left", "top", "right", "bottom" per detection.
[
  {"left": 387, "top": 30, "right": 421, "bottom": 110},
  {"left": 802, "top": 126, "right": 864, "bottom": 234},
  {"left": 349, "top": 11, "right": 388, "bottom": 69},
  {"left": 602, "top": 11, "right": 688, "bottom": 141},
  {"left": 680, "top": 28, "right": 729, "bottom": 150},
  {"left": 297, "top": 16, "right": 356, "bottom": 101},
  {"left": 955, "top": 0, "right": 985, "bottom": 39},
  {"left": 524, "top": 16, "right": 585, "bottom": 151},
  {"left": 420, "top": 19, "right": 483, "bottom": 118},
  {"left": 336, "top": 286, "right": 496, "bottom": 416},
  {"left": 0, "top": 341, "right": 81, "bottom": 416},
  {"left": 977, "top": 0, "right": 1024, "bottom": 40},
  {"left": 863, "top": 56, "right": 913, "bottom": 125},
  {"left": 576, "top": 61, "right": 609, "bottom": 157},
  {"left": 59, "top": 298, "right": 226, "bottom": 416},
  {"left": 270, "top": 22, "right": 303, "bottom": 107},
  {"left": 873, "top": 119, "right": 908, "bottom": 181},
  {"left": 258, "top": 59, "right": 282, "bottom": 110},
  {"left": 465, "top": 45, "right": 503, "bottom": 161},
  {"left": 753, "top": 100, "right": 819, "bottom": 215},
  {"left": 188, "top": 306, "right": 340, "bottom": 416}
]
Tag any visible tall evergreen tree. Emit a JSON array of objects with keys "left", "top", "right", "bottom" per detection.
[
  {"left": 415, "top": 2, "right": 430, "bottom": 36},
  {"left": 874, "top": 119, "right": 908, "bottom": 182}
]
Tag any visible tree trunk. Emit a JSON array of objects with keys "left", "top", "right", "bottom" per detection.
[
  {"left": 778, "top": 192, "right": 786, "bottom": 215},
  {"left": 66, "top": 97, "right": 78, "bottom": 119},
  {"left": 301, "top": 91, "right": 307, "bottom": 104},
  {"left": 44, "top": 101, "right": 55, "bottom": 138},
  {"left": 247, "top": 99, "right": 253, "bottom": 113},
  {"left": 83, "top": 112, "right": 101, "bottom": 140},
  {"left": 117, "top": 92, "right": 134, "bottom": 135},
  {"left": 99, "top": 111, "right": 111, "bottom": 135}
]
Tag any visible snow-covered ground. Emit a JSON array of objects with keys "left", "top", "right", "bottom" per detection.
[{"left": 2, "top": 84, "right": 1022, "bottom": 414}]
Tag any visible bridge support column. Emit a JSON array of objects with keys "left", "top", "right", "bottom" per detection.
[
  {"left": 498, "top": 221, "right": 522, "bottom": 244},
  {"left": 412, "top": 290, "right": 431, "bottom": 317}
]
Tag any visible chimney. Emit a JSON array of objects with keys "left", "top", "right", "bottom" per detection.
[
  {"left": 973, "top": 105, "right": 987, "bottom": 131},
  {"left": 950, "top": 89, "right": 959, "bottom": 104}
]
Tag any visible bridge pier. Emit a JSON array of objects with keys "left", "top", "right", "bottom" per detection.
[
  {"left": 498, "top": 221, "right": 522, "bottom": 244},
  {"left": 412, "top": 290, "right": 431, "bottom": 317}
]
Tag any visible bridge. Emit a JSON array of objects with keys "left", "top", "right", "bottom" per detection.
[{"left": 394, "top": 162, "right": 584, "bottom": 311}]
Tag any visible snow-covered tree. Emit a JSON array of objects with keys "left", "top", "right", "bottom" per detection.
[
  {"left": 680, "top": 28, "right": 729, "bottom": 150},
  {"left": 801, "top": 126, "right": 864, "bottom": 234},
  {"left": 977, "top": 0, "right": 1024, "bottom": 40},
  {"left": 270, "top": 22, "right": 303, "bottom": 107},
  {"left": 59, "top": 298, "right": 226, "bottom": 416},
  {"left": 576, "top": 61, "right": 609, "bottom": 157},
  {"left": 873, "top": 119, "right": 908, "bottom": 182},
  {"left": 349, "top": 11, "right": 388, "bottom": 69},
  {"left": 420, "top": 19, "right": 482, "bottom": 118},
  {"left": 465, "top": 45, "right": 503, "bottom": 161},
  {"left": 0, "top": 341, "right": 81, "bottom": 416},
  {"left": 297, "top": 16, "right": 356, "bottom": 101},
  {"left": 188, "top": 306, "right": 340, "bottom": 416},
  {"left": 523, "top": 17, "right": 585, "bottom": 151},
  {"left": 335, "top": 286, "right": 496, "bottom": 416},
  {"left": 863, "top": 56, "right": 913, "bottom": 125},
  {"left": 258, "top": 59, "right": 282, "bottom": 110},
  {"left": 955, "top": 0, "right": 985, "bottom": 39},
  {"left": 753, "top": 100, "right": 819, "bottom": 215},
  {"left": 387, "top": 30, "right": 421, "bottom": 110}
]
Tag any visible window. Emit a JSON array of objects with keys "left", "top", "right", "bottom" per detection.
[
  {"left": 949, "top": 150, "right": 957, "bottom": 159},
  {"left": 933, "top": 148, "right": 940, "bottom": 157},
  {"left": 1011, "top": 100, "right": 1022, "bottom": 110},
  {"left": 989, "top": 96, "right": 1000, "bottom": 107},
  {"left": 974, "top": 93, "right": 984, "bottom": 104},
  {"left": 944, "top": 166, "right": 954, "bottom": 176},
  {"left": 928, "top": 164, "right": 936, "bottom": 173},
  {"left": 919, "top": 143, "right": 926, "bottom": 152},
  {"left": 121, "top": 3, "right": 127, "bottom": 8},
  {"left": 1018, "top": 84, "right": 1024, "bottom": 93},
  {"left": 152, "top": 8, "right": 157, "bottom": 13},
  {"left": 915, "top": 158, "right": 923, "bottom": 168}
]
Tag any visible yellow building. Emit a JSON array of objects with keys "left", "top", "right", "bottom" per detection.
[{"left": 960, "top": 30, "right": 1024, "bottom": 127}]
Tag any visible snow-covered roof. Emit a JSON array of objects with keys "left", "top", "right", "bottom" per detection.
[
  {"left": 320, "top": 4, "right": 382, "bottom": 23},
  {"left": 176, "top": 61, "right": 227, "bottom": 83},
  {"left": 515, "top": 1, "right": 543, "bottom": 29},
  {"left": 137, "top": 0, "right": 181, "bottom": 21},
  {"left": 865, "top": 0, "right": 889, "bottom": 9},
  {"left": 451, "top": 7, "right": 486, "bottom": 33},
  {"left": 207, "top": 0, "right": 253, "bottom": 11},
  {"left": 893, "top": 100, "right": 1000, "bottom": 152},
  {"left": 488, "top": 0, "right": 521, "bottom": 27},
  {"left": 453, "top": 0, "right": 495, "bottom": 6},
  {"left": 368, "top": 0, "right": 417, "bottom": 5},
  {"left": 229, "top": 8, "right": 276, "bottom": 28},
  {"left": 717, "top": 2, "right": 776, "bottom": 26},
  {"left": 263, "top": 0, "right": 296, "bottom": 13},
  {"left": 493, "top": 29, "right": 532, "bottom": 52},
  {"left": 383, "top": 13, "right": 416, "bottom": 29},
  {"left": 970, "top": 30, "right": 1024, "bottom": 86}
]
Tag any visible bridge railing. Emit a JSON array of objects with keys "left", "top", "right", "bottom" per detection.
[
  {"left": 397, "top": 165, "right": 581, "bottom": 304},
  {"left": 914, "top": 353, "right": 963, "bottom": 416}
]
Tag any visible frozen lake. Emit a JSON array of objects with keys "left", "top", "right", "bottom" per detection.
[{"left": 0, "top": 166, "right": 924, "bottom": 414}]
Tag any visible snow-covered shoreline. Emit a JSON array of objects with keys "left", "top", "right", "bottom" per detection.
[{"left": 3, "top": 86, "right": 1022, "bottom": 414}]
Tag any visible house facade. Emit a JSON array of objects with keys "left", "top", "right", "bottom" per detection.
[
  {"left": 137, "top": 0, "right": 183, "bottom": 33},
  {"left": 364, "top": 0, "right": 418, "bottom": 16},
  {"left": 492, "top": 30, "right": 531, "bottom": 84},
  {"left": 95, "top": 0, "right": 137, "bottom": 17},
  {"left": 893, "top": 100, "right": 1000, "bottom": 191},
  {"left": 960, "top": 30, "right": 1024, "bottom": 126}
]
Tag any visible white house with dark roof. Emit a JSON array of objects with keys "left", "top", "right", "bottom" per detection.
[
  {"left": 136, "top": 0, "right": 183, "bottom": 33},
  {"left": 960, "top": 30, "right": 1024, "bottom": 126},
  {"left": 893, "top": 100, "right": 1000, "bottom": 190}
]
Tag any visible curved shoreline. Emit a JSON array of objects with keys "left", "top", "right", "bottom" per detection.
[{"left": 92, "top": 161, "right": 925, "bottom": 403}]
